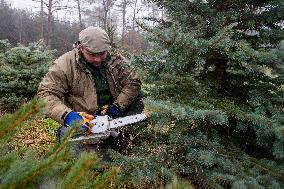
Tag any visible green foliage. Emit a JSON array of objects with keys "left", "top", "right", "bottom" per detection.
[
  {"left": 112, "top": 0, "right": 284, "bottom": 188},
  {"left": 0, "top": 40, "right": 11, "bottom": 54},
  {"left": 273, "top": 40, "right": 284, "bottom": 79},
  {"left": 0, "top": 40, "right": 54, "bottom": 111},
  {"left": 151, "top": 0, "right": 284, "bottom": 48},
  {"left": 41, "top": 117, "right": 60, "bottom": 138},
  {"left": 0, "top": 100, "right": 118, "bottom": 188},
  {"left": 159, "top": 177, "right": 194, "bottom": 189}
]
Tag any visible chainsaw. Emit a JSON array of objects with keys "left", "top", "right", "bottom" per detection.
[{"left": 69, "top": 113, "right": 147, "bottom": 142}]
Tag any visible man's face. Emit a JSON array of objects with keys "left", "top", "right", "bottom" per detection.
[{"left": 79, "top": 45, "right": 107, "bottom": 65}]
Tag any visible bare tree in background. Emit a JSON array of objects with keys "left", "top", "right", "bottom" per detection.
[
  {"left": 14, "top": 10, "right": 39, "bottom": 45},
  {"left": 40, "top": 0, "right": 44, "bottom": 39},
  {"left": 47, "top": 0, "right": 62, "bottom": 47},
  {"left": 33, "top": 0, "right": 70, "bottom": 47},
  {"left": 0, "top": 1, "right": 89, "bottom": 54},
  {"left": 102, "top": 0, "right": 116, "bottom": 30},
  {"left": 19, "top": 12, "right": 23, "bottom": 43},
  {"left": 84, "top": 0, "right": 118, "bottom": 42},
  {"left": 141, "top": 0, "right": 159, "bottom": 27},
  {"left": 117, "top": 0, "right": 132, "bottom": 46},
  {"left": 150, "top": 3, "right": 159, "bottom": 27},
  {"left": 76, "top": 0, "right": 83, "bottom": 29},
  {"left": 132, "top": 0, "right": 138, "bottom": 31},
  {"left": 86, "top": 0, "right": 115, "bottom": 29}
]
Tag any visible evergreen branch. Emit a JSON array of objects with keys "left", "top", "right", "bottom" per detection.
[
  {"left": 180, "top": 137, "right": 236, "bottom": 160},
  {"left": 0, "top": 100, "right": 41, "bottom": 138},
  {"left": 250, "top": 157, "right": 284, "bottom": 181},
  {"left": 182, "top": 136, "right": 284, "bottom": 181},
  {"left": 189, "top": 172, "right": 217, "bottom": 189},
  {"left": 238, "top": 43, "right": 259, "bottom": 64},
  {"left": 1, "top": 153, "right": 64, "bottom": 189},
  {"left": 0, "top": 153, "right": 17, "bottom": 172},
  {"left": 137, "top": 22, "right": 184, "bottom": 49},
  {"left": 92, "top": 168, "right": 119, "bottom": 189},
  {"left": 208, "top": 27, "right": 233, "bottom": 49},
  {"left": 49, "top": 124, "right": 79, "bottom": 158},
  {"left": 138, "top": 23, "right": 236, "bottom": 54},
  {"left": 60, "top": 154, "right": 96, "bottom": 189},
  {"left": 68, "top": 164, "right": 91, "bottom": 189},
  {"left": 8, "top": 162, "right": 52, "bottom": 189}
]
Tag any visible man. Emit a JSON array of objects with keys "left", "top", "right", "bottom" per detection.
[{"left": 37, "top": 26, "right": 143, "bottom": 150}]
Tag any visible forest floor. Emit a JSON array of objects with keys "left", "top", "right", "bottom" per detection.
[{"left": 7, "top": 115, "right": 59, "bottom": 156}]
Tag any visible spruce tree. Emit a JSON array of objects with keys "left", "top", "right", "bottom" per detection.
[
  {"left": 0, "top": 40, "right": 53, "bottom": 112},
  {"left": 111, "top": 0, "right": 284, "bottom": 188}
]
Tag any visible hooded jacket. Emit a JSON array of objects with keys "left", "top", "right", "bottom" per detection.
[{"left": 37, "top": 48, "right": 141, "bottom": 125}]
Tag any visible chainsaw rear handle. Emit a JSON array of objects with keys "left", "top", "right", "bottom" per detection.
[{"left": 94, "top": 103, "right": 122, "bottom": 118}]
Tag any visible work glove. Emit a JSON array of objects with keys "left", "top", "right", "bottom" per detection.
[
  {"left": 64, "top": 112, "right": 94, "bottom": 132},
  {"left": 107, "top": 103, "right": 122, "bottom": 118}
]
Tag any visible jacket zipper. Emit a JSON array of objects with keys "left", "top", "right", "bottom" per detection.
[
  {"left": 107, "top": 68, "right": 119, "bottom": 96},
  {"left": 86, "top": 69, "right": 96, "bottom": 92}
]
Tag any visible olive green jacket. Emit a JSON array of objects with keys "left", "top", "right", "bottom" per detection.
[{"left": 37, "top": 49, "right": 141, "bottom": 125}]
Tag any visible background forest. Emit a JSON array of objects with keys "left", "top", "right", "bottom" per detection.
[{"left": 0, "top": 0, "right": 284, "bottom": 188}]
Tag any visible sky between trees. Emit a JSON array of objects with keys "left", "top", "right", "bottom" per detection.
[{"left": 6, "top": 0, "right": 164, "bottom": 34}]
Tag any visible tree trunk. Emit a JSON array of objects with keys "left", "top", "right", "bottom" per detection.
[
  {"left": 151, "top": 3, "right": 157, "bottom": 27},
  {"left": 108, "top": 2, "right": 111, "bottom": 28},
  {"left": 213, "top": 56, "right": 227, "bottom": 91},
  {"left": 132, "top": 0, "right": 138, "bottom": 31},
  {"left": 47, "top": 0, "right": 53, "bottom": 47},
  {"left": 77, "top": 0, "right": 83, "bottom": 30},
  {"left": 121, "top": 0, "right": 127, "bottom": 46},
  {"left": 102, "top": 0, "right": 108, "bottom": 30},
  {"left": 19, "top": 12, "right": 23, "bottom": 43},
  {"left": 40, "top": 0, "right": 44, "bottom": 40}
]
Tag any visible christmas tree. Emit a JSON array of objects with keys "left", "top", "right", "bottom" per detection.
[
  {"left": 112, "top": 0, "right": 284, "bottom": 188},
  {"left": 0, "top": 40, "right": 53, "bottom": 112}
]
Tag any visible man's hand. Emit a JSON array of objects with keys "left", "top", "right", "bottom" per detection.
[
  {"left": 107, "top": 103, "right": 122, "bottom": 118},
  {"left": 64, "top": 112, "right": 94, "bottom": 132}
]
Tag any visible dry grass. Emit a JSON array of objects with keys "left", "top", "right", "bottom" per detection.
[{"left": 8, "top": 116, "right": 59, "bottom": 157}]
